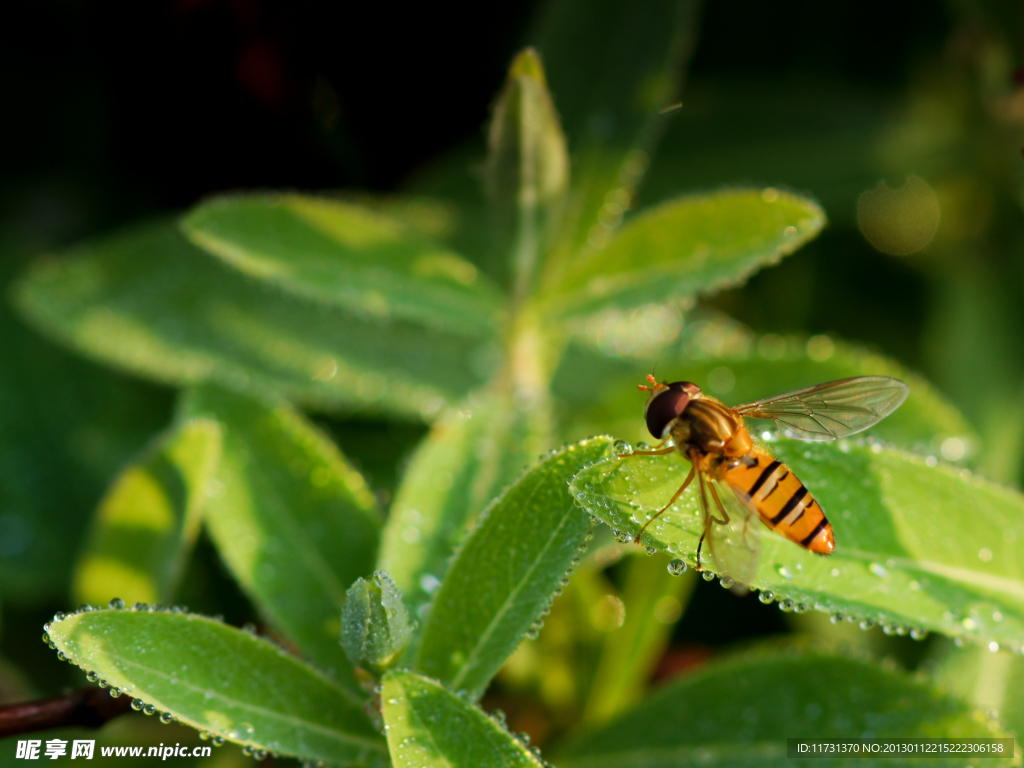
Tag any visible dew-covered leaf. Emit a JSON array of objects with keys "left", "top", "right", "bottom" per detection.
[
  {"left": 12, "top": 219, "right": 493, "bottom": 418},
  {"left": 529, "top": 0, "right": 700, "bottom": 256},
  {"left": 381, "top": 670, "right": 544, "bottom": 768},
  {"left": 379, "top": 390, "right": 553, "bottom": 629},
  {"left": 183, "top": 385, "right": 380, "bottom": 690},
  {"left": 570, "top": 440, "right": 1024, "bottom": 649},
  {"left": 182, "top": 194, "right": 505, "bottom": 336},
  {"left": 543, "top": 190, "right": 825, "bottom": 320},
  {"left": 415, "top": 436, "right": 613, "bottom": 697},
  {"left": 560, "top": 333, "right": 976, "bottom": 456},
  {"left": 556, "top": 650, "right": 1012, "bottom": 768},
  {"left": 486, "top": 48, "right": 569, "bottom": 296},
  {"left": 45, "top": 609, "right": 387, "bottom": 765},
  {"left": 73, "top": 417, "right": 222, "bottom": 607}
]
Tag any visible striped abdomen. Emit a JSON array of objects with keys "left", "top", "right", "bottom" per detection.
[{"left": 722, "top": 452, "right": 835, "bottom": 554}]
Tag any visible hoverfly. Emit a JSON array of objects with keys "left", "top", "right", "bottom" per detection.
[{"left": 620, "top": 375, "right": 909, "bottom": 582}]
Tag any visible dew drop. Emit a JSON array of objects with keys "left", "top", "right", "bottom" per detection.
[
  {"left": 644, "top": 546, "right": 657, "bottom": 556},
  {"left": 160, "top": 712, "right": 175, "bottom": 724},
  {"left": 758, "top": 591, "right": 775, "bottom": 604},
  {"left": 868, "top": 562, "right": 889, "bottom": 578},
  {"left": 775, "top": 564, "right": 795, "bottom": 579},
  {"left": 667, "top": 559, "right": 688, "bottom": 576},
  {"left": 109, "top": 688, "right": 122, "bottom": 698},
  {"left": 830, "top": 613, "right": 844, "bottom": 624},
  {"left": 86, "top": 671, "right": 99, "bottom": 683},
  {"left": 701, "top": 570, "right": 715, "bottom": 581},
  {"left": 779, "top": 599, "right": 795, "bottom": 612},
  {"left": 212, "top": 736, "right": 224, "bottom": 747},
  {"left": 719, "top": 576, "right": 734, "bottom": 590},
  {"left": 989, "top": 641, "right": 1000, "bottom": 653},
  {"left": 910, "top": 627, "right": 928, "bottom": 640},
  {"left": 143, "top": 703, "right": 157, "bottom": 716},
  {"left": 130, "top": 699, "right": 144, "bottom": 711},
  {"left": 859, "top": 618, "right": 875, "bottom": 631},
  {"left": 613, "top": 439, "right": 632, "bottom": 454}
]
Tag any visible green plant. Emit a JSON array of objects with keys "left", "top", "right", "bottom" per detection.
[{"left": 8, "top": 1, "right": 1024, "bottom": 766}]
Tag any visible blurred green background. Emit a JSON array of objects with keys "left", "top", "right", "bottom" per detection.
[{"left": 2, "top": 0, "right": 1024, "bottom": 760}]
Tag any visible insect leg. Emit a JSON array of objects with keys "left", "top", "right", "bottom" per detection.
[
  {"left": 633, "top": 465, "right": 695, "bottom": 544},
  {"left": 707, "top": 482, "right": 730, "bottom": 526},
  {"left": 695, "top": 467, "right": 713, "bottom": 571}
]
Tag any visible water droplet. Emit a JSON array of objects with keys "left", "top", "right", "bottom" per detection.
[
  {"left": 979, "top": 548, "right": 993, "bottom": 562},
  {"left": 993, "top": 611, "right": 1003, "bottom": 622},
  {"left": 989, "top": 641, "right": 1000, "bottom": 653},
  {"left": 612, "top": 529, "right": 631, "bottom": 544},
  {"left": 232, "top": 722, "right": 255, "bottom": 740},
  {"left": 109, "top": 688, "right": 122, "bottom": 698},
  {"left": 199, "top": 732, "right": 211, "bottom": 741},
  {"left": 143, "top": 703, "right": 157, "bottom": 716},
  {"left": 868, "top": 563, "right": 889, "bottom": 578},
  {"left": 86, "top": 671, "right": 99, "bottom": 683},
  {"left": 779, "top": 599, "right": 795, "bottom": 612},
  {"left": 130, "top": 699, "right": 144, "bottom": 711},
  {"left": 212, "top": 736, "right": 225, "bottom": 747},
  {"left": 758, "top": 591, "right": 775, "bottom": 604},
  {"left": 775, "top": 564, "right": 795, "bottom": 579},
  {"left": 830, "top": 613, "right": 844, "bottom": 624},
  {"left": 160, "top": 712, "right": 175, "bottom": 724},
  {"left": 701, "top": 570, "right": 715, "bottom": 581},
  {"left": 667, "top": 559, "right": 688, "bottom": 576},
  {"left": 910, "top": 627, "right": 928, "bottom": 640},
  {"left": 613, "top": 439, "right": 632, "bottom": 454},
  {"left": 719, "top": 576, "right": 734, "bottom": 590},
  {"left": 859, "top": 618, "right": 875, "bottom": 631},
  {"left": 644, "top": 546, "right": 657, "bottom": 556}
]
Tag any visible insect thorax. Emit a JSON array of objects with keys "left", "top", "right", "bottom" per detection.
[{"left": 670, "top": 398, "right": 751, "bottom": 458}]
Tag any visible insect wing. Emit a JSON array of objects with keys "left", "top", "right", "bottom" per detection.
[
  {"left": 732, "top": 376, "right": 909, "bottom": 441},
  {"left": 706, "top": 478, "right": 761, "bottom": 589}
]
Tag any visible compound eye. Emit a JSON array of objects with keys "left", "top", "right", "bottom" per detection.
[{"left": 644, "top": 382, "right": 695, "bottom": 439}]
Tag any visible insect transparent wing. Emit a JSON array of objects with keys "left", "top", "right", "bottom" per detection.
[
  {"left": 732, "top": 376, "right": 909, "bottom": 441},
  {"left": 706, "top": 477, "right": 761, "bottom": 590}
]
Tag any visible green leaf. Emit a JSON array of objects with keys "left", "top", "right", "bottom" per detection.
[
  {"left": 543, "top": 190, "right": 826, "bottom": 320},
  {"left": 528, "top": 0, "right": 700, "bottom": 255},
  {"left": 415, "top": 437, "right": 613, "bottom": 697},
  {"left": 381, "top": 670, "right": 544, "bottom": 768},
  {"left": 486, "top": 48, "right": 569, "bottom": 298},
  {"left": 12, "top": 219, "right": 493, "bottom": 418},
  {"left": 559, "top": 331, "right": 976, "bottom": 456},
  {"left": 73, "top": 417, "right": 222, "bottom": 607},
  {"left": 556, "top": 649, "right": 1012, "bottom": 768},
  {"left": 0, "top": 271, "right": 172, "bottom": 603},
  {"left": 182, "top": 194, "right": 505, "bottom": 336},
  {"left": 379, "top": 391, "right": 553, "bottom": 627},
  {"left": 582, "top": 552, "right": 695, "bottom": 726},
  {"left": 45, "top": 608, "right": 387, "bottom": 765},
  {"left": 570, "top": 440, "right": 1024, "bottom": 649},
  {"left": 183, "top": 385, "right": 380, "bottom": 690}
]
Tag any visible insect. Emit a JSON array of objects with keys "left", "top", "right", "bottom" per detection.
[{"left": 620, "top": 375, "right": 909, "bottom": 582}]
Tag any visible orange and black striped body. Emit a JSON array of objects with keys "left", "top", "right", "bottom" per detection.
[
  {"left": 716, "top": 451, "right": 834, "bottom": 554},
  {"left": 665, "top": 395, "right": 835, "bottom": 555}
]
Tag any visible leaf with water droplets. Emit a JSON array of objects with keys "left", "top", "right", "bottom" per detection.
[
  {"left": 378, "top": 389, "right": 552, "bottom": 635},
  {"left": 571, "top": 440, "right": 1024, "bottom": 650},
  {"left": 46, "top": 609, "right": 387, "bottom": 765},
  {"left": 73, "top": 417, "right": 222, "bottom": 607},
  {"left": 555, "top": 649, "right": 1013, "bottom": 768},
  {"left": 182, "top": 194, "right": 505, "bottom": 336},
  {"left": 183, "top": 385, "right": 380, "bottom": 693},
  {"left": 381, "top": 670, "right": 544, "bottom": 768},
  {"left": 12, "top": 219, "right": 493, "bottom": 418},
  {"left": 415, "top": 436, "right": 613, "bottom": 697},
  {"left": 543, "top": 190, "right": 825, "bottom": 320}
]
